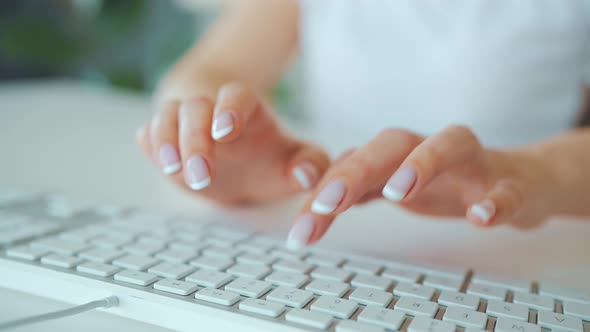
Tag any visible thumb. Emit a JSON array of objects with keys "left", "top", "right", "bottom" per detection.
[
  {"left": 286, "top": 141, "right": 331, "bottom": 191},
  {"left": 467, "top": 180, "right": 524, "bottom": 227}
]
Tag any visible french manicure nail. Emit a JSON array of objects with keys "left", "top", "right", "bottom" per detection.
[
  {"left": 292, "top": 162, "right": 319, "bottom": 190},
  {"left": 185, "top": 155, "right": 211, "bottom": 190},
  {"left": 382, "top": 165, "right": 417, "bottom": 201},
  {"left": 470, "top": 199, "right": 496, "bottom": 224},
  {"left": 311, "top": 179, "right": 346, "bottom": 214},
  {"left": 285, "top": 213, "right": 316, "bottom": 251},
  {"left": 159, "top": 144, "right": 181, "bottom": 175},
  {"left": 211, "top": 112, "right": 234, "bottom": 140}
]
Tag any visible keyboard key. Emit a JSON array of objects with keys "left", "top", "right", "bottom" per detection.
[
  {"left": 207, "top": 225, "right": 253, "bottom": 241},
  {"left": 91, "top": 235, "right": 133, "bottom": 248},
  {"left": 6, "top": 246, "right": 48, "bottom": 260},
  {"left": 438, "top": 290, "right": 480, "bottom": 311},
  {"left": 60, "top": 228, "right": 104, "bottom": 242},
  {"left": 202, "top": 247, "right": 242, "bottom": 259},
  {"left": 186, "top": 269, "right": 233, "bottom": 288},
  {"left": 167, "top": 241, "right": 207, "bottom": 253},
  {"left": 41, "top": 254, "right": 83, "bottom": 268},
  {"left": 153, "top": 279, "right": 199, "bottom": 296},
  {"left": 467, "top": 283, "right": 506, "bottom": 301},
  {"left": 271, "top": 249, "right": 308, "bottom": 261},
  {"left": 408, "top": 316, "right": 455, "bottom": 332},
  {"left": 348, "top": 287, "right": 393, "bottom": 307},
  {"left": 238, "top": 298, "right": 285, "bottom": 317},
  {"left": 225, "top": 278, "right": 272, "bottom": 298},
  {"left": 472, "top": 273, "right": 530, "bottom": 292},
  {"left": 235, "top": 242, "right": 273, "bottom": 255},
  {"left": 266, "top": 287, "right": 314, "bottom": 308},
  {"left": 148, "top": 262, "right": 194, "bottom": 279},
  {"left": 189, "top": 256, "right": 234, "bottom": 271},
  {"left": 342, "top": 260, "right": 382, "bottom": 275},
  {"left": 236, "top": 253, "right": 277, "bottom": 266},
  {"left": 114, "top": 270, "right": 159, "bottom": 286},
  {"left": 155, "top": 249, "right": 198, "bottom": 264},
  {"left": 537, "top": 310, "right": 584, "bottom": 332},
  {"left": 311, "top": 296, "right": 358, "bottom": 319},
  {"left": 113, "top": 255, "right": 160, "bottom": 271},
  {"left": 563, "top": 301, "right": 590, "bottom": 321},
  {"left": 122, "top": 242, "right": 165, "bottom": 256},
  {"left": 77, "top": 262, "right": 120, "bottom": 277},
  {"left": 357, "top": 306, "right": 405, "bottom": 330},
  {"left": 273, "top": 259, "right": 314, "bottom": 274},
  {"left": 204, "top": 236, "right": 237, "bottom": 249},
  {"left": 79, "top": 248, "right": 124, "bottom": 263},
  {"left": 226, "top": 263, "right": 271, "bottom": 279},
  {"left": 285, "top": 308, "right": 333, "bottom": 330},
  {"left": 486, "top": 300, "right": 529, "bottom": 321},
  {"left": 393, "top": 282, "right": 435, "bottom": 300},
  {"left": 265, "top": 271, "right": 309, "bottom": 288},
  {"left": 412, "top": 264, "right": 468, "bottom": 280},
  {"left": 495, "top": 317, "right": 540, "bottom": 332},
  {"left": 540, "top": 285, "right": 590, "bottom": 304},
  {"left": 305, "top": 253, "right": 344, "bottom": 267},
  {"left": 194, "top": 288, "right": 241, "bottom": 306},
  {"left": 336, "top": 320, "right": 385, "bottom": 332},
  {"left": 443, "top": 306, "right": 488, "bottom": 329},
  {"left": 305, "top": 279, "right": 350, "bottom": 297},
  {"left": 394, "top": 296, "right": 439, "bottom": 318},
  {"left": 381, "top": 267, "right": 421, "bottom": 283},
  {"left": 513, "top": 292, "right": 554, "bottom": 311},
  {"left": 350, "top": 274, "right": 392, "bottom": 291},
  {"left": 31, "top": 238, "right": 90, "bottom": 255},
  {"left": 311, "top": 267, "right": 352, "bottom": 282},
  {"left": 423, "top": 275, "right": 463, "bottom": 292}
]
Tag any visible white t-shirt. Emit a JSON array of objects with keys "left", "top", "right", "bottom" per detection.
[{"left": 298, "top": 0, "right": 590, "bottom": 149}]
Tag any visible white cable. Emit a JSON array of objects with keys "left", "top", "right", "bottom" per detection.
[{"left": 0, "top": 296, "right": 119, "bottom": 330}]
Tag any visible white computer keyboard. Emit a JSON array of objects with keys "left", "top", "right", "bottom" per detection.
[{"left": 0, "top": 192, "right": 589, "bottom": 332}]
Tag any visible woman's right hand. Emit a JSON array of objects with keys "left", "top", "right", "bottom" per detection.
[{"left": 136, "top": 82, "right": 330, "bottom": 205}]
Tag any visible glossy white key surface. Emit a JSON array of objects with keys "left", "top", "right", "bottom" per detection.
[
  {"left": 540, "top": 285, "right": 590, "bottom": 304},
  {"left": 153, "top": 279, "right": 199, "bottom": 296},
  {"left": 537, "top": 310, "right": 584, "bottom": 332},
  {"left": 40, "top": 254, "right": 82, "bottom": 268},
  {"left": 112, "top": 254, "right": 160, "bottom": 271},
  {"left": 495, "top": 317, "right": 540, "bottom": 332},
  {"left": 265, "top": 271, "right": 309, "bottom": 288},
  {"left": 285, "top": 309, "right": 333, "bottom": 330},
  {"left": 342, "top": 260, "right": 382, "bottom": 275},
  {"left": 79, "top": 247, "right": 124, "bottom": 263},
  {"left": 438, "top": 290, "right": 480, "bottom": 310},
  {"left": 236, "top": 253, "right": 277, "bottom": 266},
  {"left": 381, "top": 267, "right": 421, "bottom": 283},
  {"left": 114, "top": 270, "right": 159, "bottom": 286},
  {"left": 238, "top": 298, "right": 285, "bottom": 317},
  {"left": 155, "top": 249, "right": 198, "bottom": 264},
  {"left": 513, "top": 292, "right": 554, "bottom": 311},
  {"left": 336, "top": 320, "right": 385, "bottom": 332},
  {"left": 486, "top": 300, "right": 529, "bottom": 321},
  {"left": 31, "top": 238, "right": 90, "bottom": 255},
  {"left": 147, "top": 262, "right": 194, "bottom": 279},
  {"left": 6, "top": 246, "right": 48, "bottom": 260},
  {"left": 201, "top": 247, "right": 242, "bottom": 259},
  {"left": 185, "top": 269, "right": 233, "bottom": 288},
  {"left": 311, "top": 296, "right": 358, "bottom": 319},
  {"left": 423, "top": 275, "right": 463, "bottom": 292},
  {"left": 563, "top": 301, "right": 590, "bottom": 321},
  {"left": 443, "top": 306, "right": 488, "bottom": 329},
  {"left": 393, "top": 282, "right": 435, "bottom": 300},
  {"left": 357, "top": 306, "right": 406, "bottom": 330},
  {"left": 409, "top": 316, "right": 455, "bottom": 332},
  {"left": 467, "top": 283, "right": 506, "bottom": 301},
  {"left": 194, "top": 288, "right": 241, "bottom": 306},
  {"left": 348, "top": 287, "right": 393, "bottom": 307},
  {"left": 305, "top": 279, "right": 350, "bottom": 297},
  {"left": 394, "top": 296, "right": 439, "bottom": 318},
  {"left": 226, "top": 263, "right": 271, "bottom": 280},
  {"left": 305, "top": 253, "right": 344, "bottom": 267},
  {"left": 122, "top": 242, "right": 165, "bottom": 256},
  {"left": 224, "top": 278, "right": 272, "bottom": 298},
  {"left": 266, "top": 287, "right": 314, "bottom": 308},
  {"left": 76, "top": 262, "right": 120, "bottom": 277},
  {"left": 273, "top": 259, "right": 314, "bottom": 274},
  {"left": 472, "top": 273, "right": 530, "bottom": 292},
  {"left": 311, "top": 267, "right": 352, "bottom": 282},
  {"left": 189, "top": 256, "right": 234, "bottom": 271},
  {"left": 350, "top": 274, "right": 392, "bottom": 291}
]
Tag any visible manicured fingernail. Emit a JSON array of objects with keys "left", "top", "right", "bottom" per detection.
[
  {"left": 211, "top": 112, "right": 234, "bottom": 140},
  {"left": 292, "top": 162, "right": 319, "bottom": 190},
  {"left": 159, "top": 144, "right": 181, "bottom": 175},
  {"left": 311, "top": 179, "right": 346, "bottom": 214},
  {"left": 185, "top": 155, "right": 211, "bottom": 190},
  {"left": 286, "top": 213, "right": 315, "bottom": 251},
  {"left": 382, "top": 165, "right": 417, "bottom": 202},
  {"left": 470, "top": 199, "right": 496, "bottom": 224}
]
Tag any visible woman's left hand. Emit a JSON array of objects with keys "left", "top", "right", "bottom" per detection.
[{"left": 286, "top": 125, "right": 555, "bottom": 250}]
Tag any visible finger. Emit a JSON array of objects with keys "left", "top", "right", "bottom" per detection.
[
  {"left": 211, "top": 82, "right": 266, "bottom": 142},
  {"left": 178, "top": 96, "right": 215, "bottom": 191},
  {"left": 136, "top": 120, "right": 154, "bottom": 163},
  {"left": 287, "top": 128, "right": 423, "bottom": 248},
  {"left": 382, "top": 125, "right": 482, "bottom": 202},
  {"left": 151, "top": 101, "right": 181, "bottom": 175},
  {"left": 287, "top": 141, "right": 331, "bottom": 190},
  {"left": 467, "top": 179, "right": 524, "bottom": 227}
]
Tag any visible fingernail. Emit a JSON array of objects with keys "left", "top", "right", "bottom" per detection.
[
  {"left": 382, "top": 165, "right": 417, "bottom": 202},
  {"left": 286, "top": 213, "right": 315, "bottom": 251},
  {"left": 311, "top": 179, "right": 346, "bottom": 215},
  {"left": 211, "top": 112, "right": 234, "bottom": 140},
  {"left": 470, "top": 199, "right": 496, "bottom": 224},
  {"left": 292, "top": 162, "right": 319, "bottom": 190},
  {"left": 185, "top": 155, "right": 211, "bottom": 190},
  {"left": 159, "top": 144, "right": 181, "bottom": 175}
]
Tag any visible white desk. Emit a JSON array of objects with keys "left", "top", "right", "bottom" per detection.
[{"left": 1, "top": 80, "right": 589, "bottom": 331}]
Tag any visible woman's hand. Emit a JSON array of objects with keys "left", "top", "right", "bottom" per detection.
[
  {"left": 286, "top": 125, "right": 555, "bottom": 250},
  {"left": 136, "top": 82, "right": 330, "bottom": 205}
]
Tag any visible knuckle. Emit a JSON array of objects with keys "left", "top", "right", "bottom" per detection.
[
  {"left": 346, "top": 154, "right": 376, "bottom": 180},
  {"left": 447, "top": 124, "right": 480, "bottom": 147},
  {"left": 378, "top": 127, "right": 418, "bottom": 146},
  {"left": 220, "top": 81, "right": 245, "bottom": 96}
]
